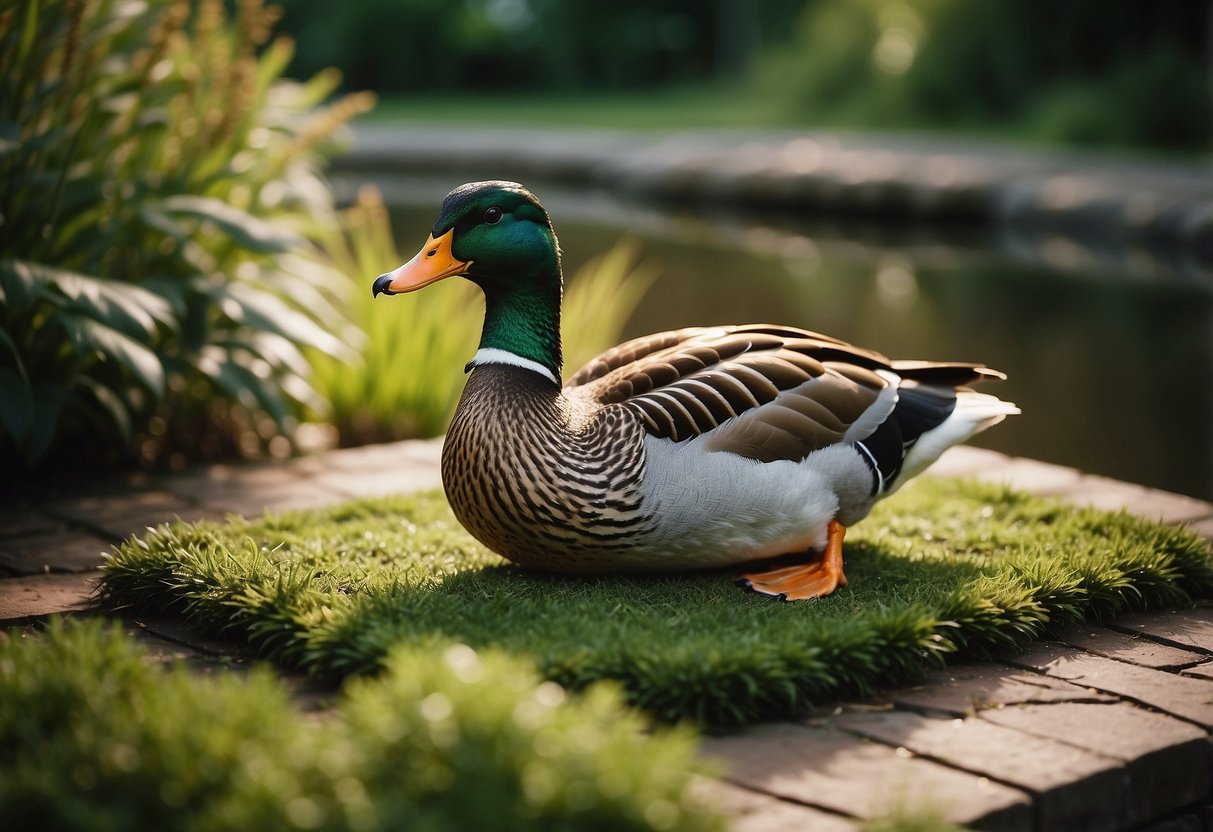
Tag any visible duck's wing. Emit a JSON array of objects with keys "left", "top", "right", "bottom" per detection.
[{"left": 564, "top": 324, "right": 1003, "bottom": 468}]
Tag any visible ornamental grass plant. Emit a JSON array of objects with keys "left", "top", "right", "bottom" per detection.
[
  {"left": 310, "top": 186, "right": 654, "bottom": 443},
  {"left": 0, "top": 0, "right": 369, "bottom": 472}
]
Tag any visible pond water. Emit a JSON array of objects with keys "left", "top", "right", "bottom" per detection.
[{"left": 371, "top": 175, "right": 1213, "bottom": 501}]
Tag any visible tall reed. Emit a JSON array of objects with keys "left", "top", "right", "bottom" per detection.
[{"left": 0, "top": 0, "right": 370, "bottom": 471}]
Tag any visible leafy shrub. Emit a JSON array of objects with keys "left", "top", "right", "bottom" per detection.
[
  {"left": 0, "top": 618, "right": 722, "bottom": 831},
  {"left": 757, "top": 0, "right": 1212, "bottom": 149},
  {"left": 0, "top": 0, "right": 370, "bottom": 473},
  {"left": 310, "top": 187, "right": 654, "bottom": 443}
]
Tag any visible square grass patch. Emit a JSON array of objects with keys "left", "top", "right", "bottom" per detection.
[{"left": 100, "top": 478, "right": 1213, "bottom": 726}]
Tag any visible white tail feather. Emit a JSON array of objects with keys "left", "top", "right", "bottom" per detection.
[{"left": 887, "top": 391, "right": 1020, "bottom": 494}]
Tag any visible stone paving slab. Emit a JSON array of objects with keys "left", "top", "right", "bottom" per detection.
[
  {"left": 1059, "top": 476, "right": 1213, "bottom": 525},
  {"left": 885, "top": 662, "right": 1116, "bottom": 717},
  {"left": 0, "top": 504, "right": 63, "bottom": 539},
  {"left": 1188, "top": 517, "right": 1213, "bottom": 544},
  {"left": 693, "top": 779, "right": 859, "bottom": 832},
  {"left": 833, "top": 709, "right": 1127, "bottom": 832},
  {"left": 922, "top": 446, "right": 1012, "bottom": 480},
  {"left": 131, "top": 616, "right": 257, "bottom": 660},
  {"left": 313, "top": 463, "right": 444, "bottom": 500},
  {"left": 699, "top": 722, "right": 1032, "bottom": 831},
  {"left": 188, "top": 481, "right": 351, "bottom": 515},
  {"left": 971, "top": 458, "right": 1085, "bottom": 495},
  {"left": 1108, "top": 608, "right": 1213, "bottom": 656},
  {"left": 320, "top": 438, "right": 444, "bottom": 471},
  {"left": 979, "top": 702, "right": 1211, "bottom": 825},
  {"left": 123, "top": 619, "right": 337, "bottom": 711},
  {"left": 0, "top": 573, "right": 98, "bottom": 621},
  {"left": 1054, "top": 623, "right": 1211, "bottom": 670},
  {"left": 1181, "top": 664, "right": 1213, "bottom": 682},
  {"left": 44, "top": 488, "right": 211, "bottom": 541},
  {"left": 0, "top": 529, "right": 112, "bottom": 575},
  {"left": 1006, "top": 643, "right": 1213, "bottom": 729}
]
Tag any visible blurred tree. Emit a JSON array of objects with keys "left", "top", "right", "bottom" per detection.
[
  {"left": 759, "top": 0, "right": 1211, "bottom": 149},
  {"left": 278, "top": 0, "right": 804, "bottom": 92},
  {"left": 276, "top": 0, "right": 1210, "bottom": 150}
]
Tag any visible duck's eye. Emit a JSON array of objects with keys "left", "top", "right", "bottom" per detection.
[{"left": 483, "top": 206, "right": 502, "bottom": 224}]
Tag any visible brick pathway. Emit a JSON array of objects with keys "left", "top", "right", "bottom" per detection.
[{"left": 2, "top": 441, "right": 1212, "bottom": 831}]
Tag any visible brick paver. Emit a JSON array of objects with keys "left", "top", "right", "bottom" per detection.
[
  {"left": 695, "top": 779, "right": 859, "bottom": 832},
  {"left": 1007, "top": 643, "right": 1213, "bottom": 729},
  {"left": 1108, "top": 609, "right": 1213, "bottom": 656},
  {"left": 700, "top": 722, "right": 1032, "bottom": 830},
  {"left": 0, "top": 573, "right": 98, "bottom": 620},
  {"left": 1055, "top": 623, "right": 1211, "bottom": 671},
  {"left": 3, "top": 439, "right": 1213, "bottom": 831},
  {"left": 834, "top": 709, "right": 1127, "bottom": 831},
  {"left": 44, "top": 488, "right": 202, "bottom": 541},
  {"left": 979, "top": 702, "right": 1210, "bottom": 824},
  {"left": 886, "top": 662, "right": 1115, "bottom": 716},
  {"left": 0, "top": 529, "right": 112, "bottom": 575}
]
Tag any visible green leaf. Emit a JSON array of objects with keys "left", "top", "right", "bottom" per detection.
[
  {"left": 61, "top": 316, "right": 166, "bottom": 399},
  {"left": 217, "top": 283, "right": 355, "bottom": 360},
  {"left": 17, "top": 0, "right": 39, "bottom": 67},
  {"left": 64, "top": 278, "right": 174, "bottom": 340},
  {"left": 158, "top": 196, "right": 301, "bottom": 254},
  {"left": 203, "top": 354, "right": 289, "bottom": 425},
  {"left": 0, "top": 258, "right": 37, "bottom": 311},
  {"left": 0, "top": 119, "right": 19, "bottom": 157},
  {"left": 78, "top": 376, "right": 133, "bottom": 442},
  {"left": 0, "top": 328, "right": 24, "bottom": 373},
  {"left": 224, "top": 331, "right": 312, "bottom": 378},
  {"left": 181, "top": 289, "right": 210, "bottom": 353},
  {"left": 0, "top": 368, "right": 33, "bottom": 442},
  {"left": 23, "top": 383, "right": 63, "bottom": 465},
  {"left": 137, "top": 204, "right": 190, "bottom": 246},
  {"left": 9, "top": 260, "right": 175, "bottom": 338}
]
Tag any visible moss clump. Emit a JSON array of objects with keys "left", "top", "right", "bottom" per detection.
[{"left": 0, "top": 619, "right": 720, "bottom": 831}]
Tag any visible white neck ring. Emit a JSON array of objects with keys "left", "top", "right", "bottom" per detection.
[{"left": 467, "top": 348, "right": 559, "bottom": 385}]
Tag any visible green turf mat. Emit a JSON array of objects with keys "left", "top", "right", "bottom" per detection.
[
  {"left": 100, "top": 478, "right": 1213, "bottom": 726},
  {"left": 0, "top": 619, "right": 719, "bottom": 831}
]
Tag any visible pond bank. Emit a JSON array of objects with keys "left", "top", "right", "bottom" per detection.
[{"left": 338, "top": 124, "right": 1213, "bottom": 265}]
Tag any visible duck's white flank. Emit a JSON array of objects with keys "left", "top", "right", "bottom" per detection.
[
  {"left": 633, "top": 437, "right": 876, "bottom": 570},
  {"left": 467, "top": 348, "right": 559, "bottom": 385}
]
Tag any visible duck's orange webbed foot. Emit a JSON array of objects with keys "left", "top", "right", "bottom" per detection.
[{"left": 736, "top": 520, "right": 848, "bottom": 601}]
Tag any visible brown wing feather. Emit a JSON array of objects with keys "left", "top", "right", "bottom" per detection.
[{"left": 564, "top": 324, "right": 1000, "bottom": 463}]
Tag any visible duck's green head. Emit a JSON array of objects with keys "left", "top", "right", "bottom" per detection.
[{"left": 372, "top": 181, "right": 564, "bottom": 382}]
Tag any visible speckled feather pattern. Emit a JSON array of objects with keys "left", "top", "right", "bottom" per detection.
[
  {"left": 442, "top": 365, "right": 656, "bottom": 571},
  {"left": 441, "top": 325, "right": 1017, "bottom": 574}
]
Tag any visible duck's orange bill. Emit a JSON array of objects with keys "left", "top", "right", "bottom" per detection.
[{"left": 380, "top": 229, "right": 471, "bottom": 294}]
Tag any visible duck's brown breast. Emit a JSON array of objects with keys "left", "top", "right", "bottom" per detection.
[{"left": 440, "top": 366, "right": 655, "bottom": 572}]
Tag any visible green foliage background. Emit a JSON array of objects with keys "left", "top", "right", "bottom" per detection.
[
  {"left": 0, "top": 0, "right": 371, "bottom": 471},
  {"left": 280, "top": 0, "right": 1211, "bottom": 150},
  {"left": 0, "top": 0, "right": 656, "bottom": 475}
]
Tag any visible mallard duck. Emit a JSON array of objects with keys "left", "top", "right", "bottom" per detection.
[{"left": 372, "top": 181, "right": 1018, "bottom": 600}]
